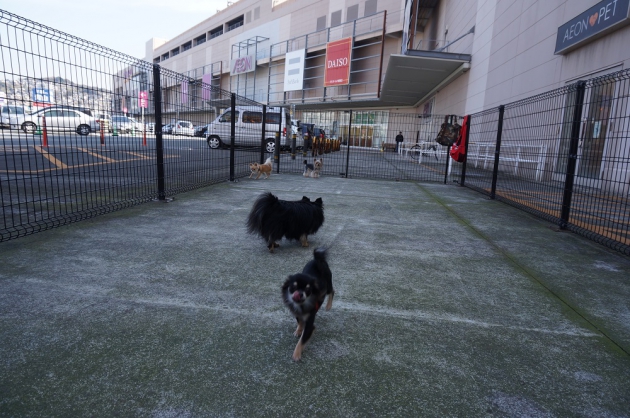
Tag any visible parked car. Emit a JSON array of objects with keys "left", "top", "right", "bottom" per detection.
[
  {"left": 194, "top": 124, "right": 208, "bottom": 137},
  {"left": 42, "top": 105, "right": 94, "bottom": 116},
  {"left": 204, "top": 106, "right": 292, "bottom": 152},
  {"left": 128, "top": 117, "right": 144, "bottom": 132},
  {"left": 162, "top": 124, "right": 173, "bottom": 134},
  {"left": 21, "top": 108, "right": 98, "bottom": 135},
  {"left": 0, "top": 105, "right": 26, "bottom": 130},
  {"left": 94, "top": 112, "right": 112, "bottom": 132},
  {"left": 111, "top": 115, "right": 135, "bottom": 134},
  {"left": 146, "top": 123, "right": 155, "bottom": 133},
  {"left": 172, "top": 120, "right": 194, "bottom": 136}
]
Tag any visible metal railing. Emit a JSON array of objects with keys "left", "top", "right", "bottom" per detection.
[
  {"left": 1, "top": 9, "right": 629, "bottom": 256},
  {"left": 458, "top": 71, "right": 630, "bottom": 255}
]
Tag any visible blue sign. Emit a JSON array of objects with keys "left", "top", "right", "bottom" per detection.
[
  {"left": 32, "top": 88, "right": 51, "bottom": 103},
  {"left": 555, "top": 0, "right": 630, "bottom": 54}
]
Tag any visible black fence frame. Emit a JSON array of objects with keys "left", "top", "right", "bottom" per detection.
[{"left": 1, "top": 9, "right": 629, "bottom": 256}]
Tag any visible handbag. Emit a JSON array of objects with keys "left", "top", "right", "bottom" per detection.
[{"left": 435, "top": 115, "right": 461, "bottom": 147}]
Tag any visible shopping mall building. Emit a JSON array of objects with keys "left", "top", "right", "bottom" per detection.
[{"left": 142, "top": 0, "right": 630, "bottom": 116}]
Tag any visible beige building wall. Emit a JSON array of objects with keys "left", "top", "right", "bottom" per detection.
[
  {"left": 433, "top": 0, "right": 630, "bottom": 115},
  {"left": 144, "top": 0, "right": 630, "bottom": 116}
]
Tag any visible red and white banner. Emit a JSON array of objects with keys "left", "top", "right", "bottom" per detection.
[
  {"left": 324, "top": 38, "right": 352, "bottom": 87},
  {"left": 138, "top": 91, "right": 148, "bottom": 108}
]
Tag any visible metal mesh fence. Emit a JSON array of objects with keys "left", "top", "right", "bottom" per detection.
[
  {"left": 1, "top": 9, "right": 629, "bottom": 255},
  {"left": 460, "top": 73, "right": 630, "bottom": 255}
]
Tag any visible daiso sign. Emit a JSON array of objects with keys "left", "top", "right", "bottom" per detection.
[{"left": 324, "top": 38, "right": 352, "bottom": 87}]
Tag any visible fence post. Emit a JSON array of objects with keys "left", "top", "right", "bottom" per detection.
[
  {"left": 560, "top": 80, "right": 587, "bottom": 229},
  {"left": 490, "top": 105, "right": 505, "bottom": 199},
  {"left": 260, "top": 105, "right": 267, "bottom": 164},
  {"left": 152, "top": 64, "right": 166, "bottom": 201},
  {"left": 229, "top": 93, "right": 235, "bottom": 182},
  {"left": 443, "top": 115, "right": 454, "bottom": 184},
  {"left": 460, "top": 114, "right": 471, "bottom": 186},
  {"left": 275, "top": 109, "right": 281, "bottom": 173},
  {"left": 345, "top": 110, "right": 353, "bottom": 178}
]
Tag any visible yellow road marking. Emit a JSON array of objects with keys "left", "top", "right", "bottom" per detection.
[
  {"left": 76, "top": 147, "right": 117, "bottom": 163},
  {"left": 33, "top": 145, "right": 69, "bottom": 169}
]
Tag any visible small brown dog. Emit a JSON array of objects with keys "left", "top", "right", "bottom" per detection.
[
  {"left": 249, "top": 157, "right": 273, "bottom": 179},
  {"left": 249, "top": 162, "right": 260, "bottom": 178},
  {"left": 303, "top": 158, "right": 323, "bottom": 178}
]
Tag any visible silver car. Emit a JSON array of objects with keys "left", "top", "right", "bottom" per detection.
[
  {"left": 111, "top": 115, "right": 136, "bottom": 134},
  {"left": 22, "top": 108, "right": 98, "bottom": 135},
  {"left": 172, "top": 120, "right": 194, "bottom": 136},
  {"left": 0, "top": 105, "right": 26, "bottom": 130}
]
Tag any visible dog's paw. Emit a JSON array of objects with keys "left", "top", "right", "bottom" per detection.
[{"left": 292, "top": 344, "right": 303, "bottom": 361}]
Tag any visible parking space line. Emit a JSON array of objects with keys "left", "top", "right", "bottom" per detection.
[
  {"left": 33, "top": 145, "right": 69, "bottom": 169},
  {"left": 123, "top": 151, "right": 151, "bottom": 159},
  {"left": 76, "top": 147, "right": 117, "bottom": 163}
]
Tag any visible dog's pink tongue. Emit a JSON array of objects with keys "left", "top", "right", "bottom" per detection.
[{"left": 292, "top": 291, "right": 301, "bottom": 302}]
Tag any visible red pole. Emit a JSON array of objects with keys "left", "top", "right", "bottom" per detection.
[
  {"left": 100, "top": 121, "right": 105, "bottom": 145},
  {"left": 42, "top": 116, "right": 48, "bottom": 147},
  {"left": 143, "top": 128, "right": 147, "bottom": 146}
]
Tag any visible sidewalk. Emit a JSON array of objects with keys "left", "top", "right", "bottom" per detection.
[{"left": 1, "top": 175, "right": 629, "bottom": 417}]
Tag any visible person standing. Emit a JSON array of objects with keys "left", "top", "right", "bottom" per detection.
[{"left": 395, "top": 131, "right": 404, "bottom": 153}]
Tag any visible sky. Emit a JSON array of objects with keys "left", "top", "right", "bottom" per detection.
[{"left": 2, "top": 0, "right": 229, "bottom": 59}]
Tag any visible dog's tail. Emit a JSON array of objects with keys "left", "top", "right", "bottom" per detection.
[
  {"left": 246, "top": 192, "right": 277, "bottom": 234},
  {"left": 313, "top": 247, "right": 327, "bottom": 263}
]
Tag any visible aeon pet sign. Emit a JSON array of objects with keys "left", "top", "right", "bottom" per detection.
[
  {"left": 555, "top": 0, "right": 630, "bottom": 54},
  {"left": 230, "top": 55, "right": 255, "bottom": 75},
  {"left": 324, "top": 38, "right": 352, "bottom": 87}
]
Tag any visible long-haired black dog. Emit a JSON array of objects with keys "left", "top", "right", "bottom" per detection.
[
  {"left": 246, "top": 192, "right": 324, "bottom": 253},
  {"left": 282, "top": 248, "right": 334, "bottom": 361}
]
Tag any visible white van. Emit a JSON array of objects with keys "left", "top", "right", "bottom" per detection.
[
  {"left": 204, "top": 106, "right": 292, "bottom": 153},
  {"left": 0, "top": 105, "right": 26, "bottom": 130}
]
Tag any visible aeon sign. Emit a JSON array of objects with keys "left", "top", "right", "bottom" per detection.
[
  {"left": 324, "top": 38, "right": 352, "bottom": 87},
  {"left": 555, "top": 0, "right": 630, "bottom": 54},
  {"left": 230, "top": 55, "right": 255, "bottom": 75}
]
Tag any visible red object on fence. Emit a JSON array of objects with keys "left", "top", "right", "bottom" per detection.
[
  {"left": 100, "top": 122, "right": 105, "bottom": 145},
  {"left": 42, "top": 116, "right": 48, "bottom": 147},
  {"left": 450, "top": 115, "right": 469, "bottom": 163}
]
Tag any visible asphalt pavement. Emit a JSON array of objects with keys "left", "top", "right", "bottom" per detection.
[{"left": 1, "top": 174, "right": 629, "bottom": 417}]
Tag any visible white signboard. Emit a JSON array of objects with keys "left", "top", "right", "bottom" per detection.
[{"left": 283, "top": 49, "right": 305, "bottom": 92}]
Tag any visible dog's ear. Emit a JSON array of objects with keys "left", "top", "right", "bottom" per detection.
[{"left": 315, "top": 197, "right": 323, "bottom": 204}]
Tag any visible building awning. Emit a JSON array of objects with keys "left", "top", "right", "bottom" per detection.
[
  {"left": 379, "top": 51, "right": 471, "bottom": 106},
  {"left": 293, "top": 50, "right": 471, "bottom": 111}
]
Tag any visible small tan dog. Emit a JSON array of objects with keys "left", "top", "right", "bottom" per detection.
[
  {"left": 249, "top": 157, "right": 273, "bottom": 179},
  {"left": 249, "top": 162, "right": 260, "bottom": 178}
]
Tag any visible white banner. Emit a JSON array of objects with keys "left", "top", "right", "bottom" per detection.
[{"left": 283, "top": 49, "right": 305, "bottom": 92}]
